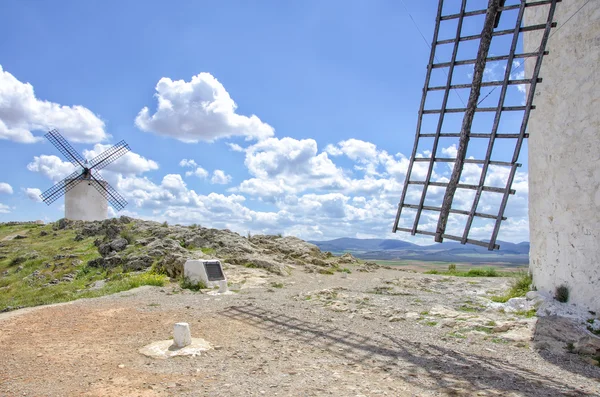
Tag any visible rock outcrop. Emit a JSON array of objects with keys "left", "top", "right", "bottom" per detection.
[{"left": 52, "top": 217, "right": 355, "bottom": 278}]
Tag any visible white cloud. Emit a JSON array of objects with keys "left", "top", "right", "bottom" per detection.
[
  {"left": 0, "top": 65, "right": 107, "bottom": 143},
  {"left": 27, "top": 155, "right": 76, "bottom": 182},
  {"left": 227, "top": 143, "right": 245, "bottom": 152},
  {"left": 25, "top": 188, "right": 42, "bottom": 202},
  {"left": 211, "top": 170, "right": 232, "bottom": 185},
  {"left": 0, "top": 203, "right": 10, "bottom": 213},
  {"left": 186, "top": 167, "right": 209, "bottom": 179},
  {"left": 244, "top": 137, "right": 345, "bottom": 189},
  {"left": 179, "top": 159, "right": 197, "bottom": 168},
  {"left": 0, "top": 182, "right": 13, "bottom": 194},
  {"left": 135, "top": 72, "right": 274, "bottom": 143},
  {"left": 161, "top": 174, "right": 187, "bottom": 193},
  {"left": 82, "top": 144, "right": 158, "bottom": 175}
]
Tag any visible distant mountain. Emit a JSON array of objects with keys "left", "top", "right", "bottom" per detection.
[{"left": 309, "top": 238, "right": 530, "bottom": 265}]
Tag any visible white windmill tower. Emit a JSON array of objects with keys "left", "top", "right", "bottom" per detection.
[{"left": 40, "top": 129, "right": 130, "bottom": 221}]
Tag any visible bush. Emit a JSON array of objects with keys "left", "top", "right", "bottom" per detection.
[
  {"left": 555, "top": 284, "right": 569, "bottom": 303},
  {"left": 180, "top": 276, "right": 206, "bottom": 291},
  {"left": 448, "top": 263, "right": 457, "bottom": 272},
  {"left": 491, "top": 271, "right": 532, "bottom": 303}
]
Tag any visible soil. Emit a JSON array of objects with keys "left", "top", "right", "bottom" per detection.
[{"left": 1, "top": 267, "right": 599, "bottom": 396}]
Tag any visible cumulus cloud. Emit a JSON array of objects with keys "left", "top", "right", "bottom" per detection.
[
  {"left": 0, "top": 203, "right": 10, "bottom": 213},
  {"left": 211, "top": 170, "right": 232, "bottom": 185},
  {"left": 0, "top": 65, "right": 107, "bottom": 143},
  {"left": 161, "top": 174, "right": 187, "bottom": 193},
  {"left": 135, "top": 72, "right": 274, "bottom": 143},
  {"left": 25, "top": 188, "right": 43, "bottom": 202},
  {"left": 82, "top": 144, "right": 158, "bottom": 175},
  {"left": 0, "top": 182, "right": 13, "bottom": 194},
  {"left": 179, "top": 159, "right": 197, "bottom": 168},
  {"left": 27, "top": 155, "right": 76, "bottom": 182},
  {"left": 186, "top": 167, "right": 209, "bottom": 178}
]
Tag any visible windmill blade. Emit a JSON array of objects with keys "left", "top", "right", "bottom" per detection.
[
  {"left": 88, "top": 140, "right": 131, "bottom": 171},
  {"left": 45, "top": 129, "right": 86, "bottom": 169},
  {"left": 89, "top": 170, "right": 128, "bottom": 211},
  {"left": 392, "top": 0, "right": 558, "bottom": 250},
  {"left": 40, "top": 170, "right": 85, "bottom": 205}
]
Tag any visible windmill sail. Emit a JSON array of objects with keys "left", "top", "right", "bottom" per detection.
[
  {"left": 392, "top": 0, "right": 558, "bottom": 250},
  {"left": 40, "top": 129, "right": 130, "bottom": 212}
]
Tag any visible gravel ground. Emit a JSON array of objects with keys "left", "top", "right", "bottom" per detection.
[{"left": 0, "top": 266, "right": 599, "bottom": 396}]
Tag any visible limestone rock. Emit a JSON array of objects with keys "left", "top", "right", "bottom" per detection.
[
  {"left": 573, "top": 335, "right": 600, "bottom": 356},
  {"left": 110, "top": 238, "right": 128, "bottom": 252}
]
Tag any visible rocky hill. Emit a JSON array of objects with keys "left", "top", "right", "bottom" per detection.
[{"left": 0, "top": 217, "right": 357, "bottom": 311}]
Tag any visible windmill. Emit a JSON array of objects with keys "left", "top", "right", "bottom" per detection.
[
  {"left": 40, "top": 129, "right": 130, "bottom": 221},
  {"left": 392, "top": 0, "right": 559, "bottom": 251}
]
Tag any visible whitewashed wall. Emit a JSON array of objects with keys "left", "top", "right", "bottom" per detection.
[
  {"left": 525, "top": 0, "right": 600, "bottom": 311},
  {"left": 65, "top": 180, "right": 108, "bottom": 221}
]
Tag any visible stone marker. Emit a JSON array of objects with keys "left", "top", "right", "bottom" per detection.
[
  {"left": 173, "top": 322, "right": 192, "bottom": 348},
  {"left": 218, "top": 280, "right": 228, "bottom": 293}
]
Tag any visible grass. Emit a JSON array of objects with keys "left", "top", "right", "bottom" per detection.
[
  {"left": 473, "top": 325, "right": 493, "bottom": 334},
  {"left": 270, "top": 282, "right": 284, "bottom": 289},
  {"left": 514, "top": 309, "right": 537, "bottom": 318},
  {"left": 491, "top": 271, "right": 532, "bottom": 303},
  {"left": 243, "top": 262, "right": 258, "bottom": 268},
  {"left": 200, "top": 247, "right": 216, "bottom": 255},
  {"left": 425, "top": 267, "right": 504, "bottom": 277},
  {"left": 424, "top": 320, "right": 438, "bottom": 327},
  {"left": 0, "top": 222, "right": 168, "bottom": 312},
  {"left": 586, "top": 319, "right": 600, "bottom": 335}
]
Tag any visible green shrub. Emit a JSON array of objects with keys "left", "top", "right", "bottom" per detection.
[
  {"left": 491, "top": 271, "right": 532, "bottom": 303},
  {"left": 201, "top": 247, "right": 215, "bottom": 255},
  {"left": 244, "top": 262, "right": 258, "bottom": 268},
  {"left": 180, "top": 276, "right": 206, "bottom": 291},
  {"left": 448, "top": 263, "right": 457, "bottom": 272},
  {"left": 270, "top": 282, "right": 284, "bottom": 288},
  {"left": 555, "top": 284, "right": 569, "bottom": 303},
  {"left": 162, "top": 221, "right": 168, "bottom": 227}
]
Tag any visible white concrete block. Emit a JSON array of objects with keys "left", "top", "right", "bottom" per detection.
[
  {"left": 173, "top": 322, "right": 192, "bottom": 348},
  {"left": 184, "top": 260, "right": 226, "bottom": 288},
  {"left": 218, "top": 280, "right": 228, "bottom": 293}
]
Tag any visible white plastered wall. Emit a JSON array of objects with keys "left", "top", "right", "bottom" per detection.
[
  {"left": 525, "top": 0, "right": 600, "bottom": 311},
  {"left": 64, "top": 179, "right": 108, "bottom": 221}
]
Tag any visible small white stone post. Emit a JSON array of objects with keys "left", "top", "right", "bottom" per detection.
[
  {"left": 173, "top": 322, "right": 192, "bottom": 348},
  {"left": 218, "top": 280, "right": 228, "bottom": 293}
]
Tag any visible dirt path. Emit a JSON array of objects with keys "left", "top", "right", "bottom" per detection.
[{"left": 1, "top": 268, "right": 599, "bottom": 396}]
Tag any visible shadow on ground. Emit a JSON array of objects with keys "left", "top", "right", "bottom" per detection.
[{"left": 222, "top": 304, "right": 598, "bottom": 396}]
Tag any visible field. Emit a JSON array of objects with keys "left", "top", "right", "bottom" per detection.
[{"left": 368, "top": 259, "right": 528, "bottom": 273}]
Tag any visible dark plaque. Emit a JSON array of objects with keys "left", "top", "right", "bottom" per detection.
[{"left": 204, "top": 261, "right": 225, "bottom": 281}]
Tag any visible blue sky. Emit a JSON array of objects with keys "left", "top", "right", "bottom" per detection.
[{"left": 0, "top": 0, "right": 531, "bottom": 243}]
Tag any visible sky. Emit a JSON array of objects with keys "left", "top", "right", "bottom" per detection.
[{"left": 0, "top": 0, "right": 532, "bottom": 244}]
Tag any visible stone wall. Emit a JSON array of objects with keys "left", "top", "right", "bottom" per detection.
[{"left": 525, "top": 1, "right": 600, "bottom": 311}]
